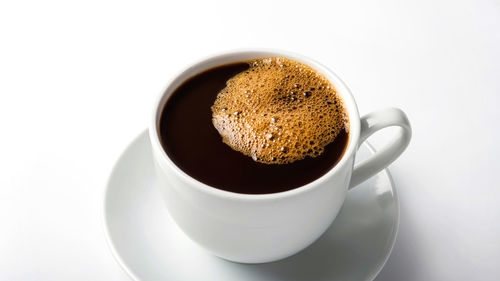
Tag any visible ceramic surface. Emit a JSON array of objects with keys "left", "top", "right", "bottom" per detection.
[{"left": 103, "top": 131, "right": 399, "bottom": 281}]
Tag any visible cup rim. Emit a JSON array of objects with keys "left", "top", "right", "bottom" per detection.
[{"left": 149, "top": 48, "right": 360, "bottom": 201}]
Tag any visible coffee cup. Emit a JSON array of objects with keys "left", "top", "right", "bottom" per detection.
[{"left": 149, "top": 49, "right": 411, "bottom": 263}]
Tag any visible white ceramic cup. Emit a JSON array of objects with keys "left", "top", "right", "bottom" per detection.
[{"left": 149, "top": 50, "right": 411, "bottom": 264}]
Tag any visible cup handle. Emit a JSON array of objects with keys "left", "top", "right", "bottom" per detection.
[{"left": 349, "top": 108, "right": 412, "bottom": 189}]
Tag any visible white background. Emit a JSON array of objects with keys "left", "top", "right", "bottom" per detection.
[{"left": 1, "top": 0, "right": 499, "bottom": 280}]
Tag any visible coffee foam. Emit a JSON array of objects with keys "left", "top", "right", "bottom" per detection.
[{"left": 211, "top": 57, "right": 349, "bottom": 164}]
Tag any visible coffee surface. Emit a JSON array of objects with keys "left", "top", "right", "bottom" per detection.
[
  {"left": 159, "top": 59, "right": 349, "bottom": 194},
  {"left": 212, "top": 57, "right": 348, "bottom": 164}
]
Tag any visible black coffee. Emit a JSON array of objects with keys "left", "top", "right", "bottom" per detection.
[{"left": 159, "top": 59, "right": 349, "bottom": 194}]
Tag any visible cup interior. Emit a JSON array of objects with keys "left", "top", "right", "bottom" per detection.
[{"left": 150, "top": 49, "right": 360, "bottom": 198}]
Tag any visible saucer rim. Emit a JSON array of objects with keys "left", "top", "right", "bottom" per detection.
[{"left": 102, "top": 130, "right": 399, "bottom": 281}]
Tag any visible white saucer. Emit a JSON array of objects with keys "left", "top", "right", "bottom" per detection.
[{"left": 103, "top": 130, "right": 399, "bottom": 281}]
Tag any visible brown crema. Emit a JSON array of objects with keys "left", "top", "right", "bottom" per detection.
[
  {"left": 212, "top": 57, "right": 349, "bottom": 164},
  {"left": 159, "top": 60, "right": 350, "bottom": 194}
]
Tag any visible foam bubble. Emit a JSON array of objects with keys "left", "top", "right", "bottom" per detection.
[{"left": 211, "top": 57, "right": 349, "bottom": 164}]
